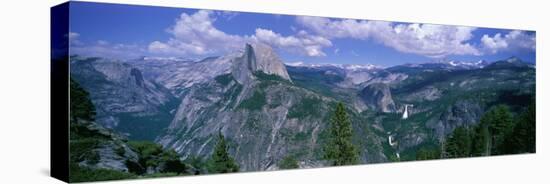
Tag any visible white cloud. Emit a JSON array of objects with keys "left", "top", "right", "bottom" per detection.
[
  {"left": 296, "top": 16, "right": 481, "bottom": 58},
  {"left": 148, "top": 10, "right": 245, "bottom": 56},
  {"left": 67, "top": 32, "right": 146, "bottom": 59},
  {"left": 71, "top": 40, "right": 146, "bottom": 59},
  {"left": 149, "top": 10, "right": 332, "bottom": 57},
  {"left": 252, "top": 29, "right": 332, "bottom": 56},
  {"left": 68, "top": 32, "right": 80, "bottom": 39},
  {"left": 68, "top": 32, "right": 82, "bottom": 45},
  {"left": 481, "top": 30, "right": 535, "bottom": 54},
  {"left": 216, "top": 11, "right": 239, "bottom": 20}
]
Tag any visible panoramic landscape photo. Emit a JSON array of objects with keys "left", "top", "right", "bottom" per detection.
[{"left": 66, "top": 2, "right": 536, "bottom": 182}]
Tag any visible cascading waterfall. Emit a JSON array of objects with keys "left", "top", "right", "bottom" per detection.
[{"left": 402, "top": 104, "right": 413, "bottom": 119}]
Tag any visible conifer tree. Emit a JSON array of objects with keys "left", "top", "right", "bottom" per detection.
[
  {"left": 482, "top": 105, "right": 514, "bottom": 155},
  {"left": 208, "top": 132, "right": 239, "bottom": 173},
  {"left": 324, "top": 102, "right": 359, "bottom": 166},
  {"left": 502, "top": 99, "right": 536, "bottom": 154},
  {"left": 470, "top": 123, "right": 490, "bottom": 156},
  {"left": 444, "top": 126, "right": 471, "bottom": 158}
]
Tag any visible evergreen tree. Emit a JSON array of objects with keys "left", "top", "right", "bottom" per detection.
[
  {"left": 482, "top": 105, "right": 514, "bottom": 155},
  {"left": 162, "top": 150, "right": 187, "bottom": 174},
  {"left": 278, "top": 156, "right": 299, "bottom": 169},
  {"left": 324, "top": 102, "right": 359, "bottom": 166},
  {"left": 70, "top": 78, "right": 96, "bottom": 121},
  {"left": 208, "top": 132, "right": 239, "bottom": 173},
  {"left": 416, "top": 147, "right": 441, "bottom": 160},
  {"left": 503, "top": 99, "right": 536, "bottom": 154},
  {"left": 470, "top": 123, "right": 490, "bottom": 156},
  {"left": 444, "top": 126, "right": 471, "bottom": 158}
]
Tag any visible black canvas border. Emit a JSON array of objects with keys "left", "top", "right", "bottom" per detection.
[{"left": 51, "top": 1, "right": 70, "bottom": 182}]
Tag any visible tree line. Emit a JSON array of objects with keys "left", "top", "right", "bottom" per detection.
[{"left": 444, "top": 101, "right": 535, "bottom": 158}]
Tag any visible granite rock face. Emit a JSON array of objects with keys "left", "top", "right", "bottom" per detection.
[
  {"left": 231, "top": 43, "right": 292, "bottom": 85},
  {"left": 360, "top": 83, "right": 396, "bottom": 113},
  {"left": 70, "top": 43, "right": 535, "bottom": 171},
  {"left": 249, "top": 43, "right": 292, "bottom": 81},
  {"left": 427, "top": 100, "right": 484, "bottom": 140},
  {"left": 157, "top": 43, "right": 383, "bottom": 171},
  {"left": 130, "top": 55, "right": 235, "bottom": 97},
  {"left": 72, "top": 119, "right": 140, "bottom": 172},
  {"left": 70, "top": 57, "right": 177, "bottom": 140}
]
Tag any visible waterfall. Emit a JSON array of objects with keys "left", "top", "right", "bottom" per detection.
[
  {"left": 388, "top": 135, "right": 397, "bottom": 146},
  {"left": 402, "top": 104, "right": 413, "bottom": 119},
  {"left": 402, "top": 105, "right": 409, "bottom": 119}
]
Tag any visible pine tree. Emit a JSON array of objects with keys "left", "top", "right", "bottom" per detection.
[
  {"left": 482, "top": 105, "right": 514, "bottom": 155},
  {"left": 208, "top": 132, "right": 239, "bottom": 173},
  {"left": 444, "top": 126, "right": 471, "bottom": 158},
  {"left": 470, "top": 123, "right": 490, "bottom": 156},
  {"left": 324, "top": 102, "right": 359, "bottom": 166},
  {"left": 515, "top": 99, "right": 535, "bottom": 153},
  {"left": 416, "top": 147, "right": 441, "bottom": 160},
  {"left": 503, "top": 99, "right": 536, "bottom": 154}
]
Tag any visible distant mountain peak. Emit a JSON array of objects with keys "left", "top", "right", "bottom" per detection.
[
  {"left": 231, "top": 43, "right": 292, "bottom": 84},
  {"left": 505, "top": 56, "right": 521, "bottom": 63},
  {"left": 482, "top": 56, "right": 536, "bottom": 69},
  {"left": 139, "top": 56, "right": 191, "bottom": 62},
  {"left": 401, "top": 59, "right": 491, "bottom": 70},
  {"left": 250, "top": 43, "right": 292, "bottom": 80}
]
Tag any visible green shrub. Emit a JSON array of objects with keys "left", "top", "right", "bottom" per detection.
[
  {"left": 287, "top": 97, "right": 323, "bottom": 118},
  {"left": 69, "top": 162, "right": 136, "bottom": 182},
  {"left": 278, "top": 156, "right": 299, "bottom": 169},
  {"left": 128, "top": 141, "right": 187, "bottom": 174},
  {"left": 238, "top": 90, "right": 266, "bottom": 110},
  {"left": 70, "top": 78, "right": 96, "bottom": 121},
  {"left": 115, "top": 146, "right": 126, "bottom": 157},
  {"left": 214, "top": 74, "right": 233, "bottom": 86},
  {"left": 416, "top": 147, "right": 441, "bottom": 160},
  {"left": 142, "top": 172, "right": 180, "bottom": 178}
]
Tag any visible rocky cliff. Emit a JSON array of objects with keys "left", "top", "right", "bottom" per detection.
[
  {"left": 360, "top": 83, "right": 396, "bottom": 113},
  {"left": 70, "top": 45, "right": 535, "bottom": 170},
  {"left": 156, "top": 43, "right": 383, "bottom": 171},
  {"left": 70, "top": 56, "right": 177, "bottom": 140},
  {"left": 231, "top": 43, "right": 292, "bottom": 85}
]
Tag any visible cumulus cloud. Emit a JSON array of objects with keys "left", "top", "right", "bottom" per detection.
[
  {"left": 252, "top": 29, "right": 332, "bottom": 56},
  {"left": 149, "top": 10, "right": 332, "bottom": 57},
  {"left": 481, "top": 30, "right": 536, "bottom": 54},
  {"left": 296, "top": 16, "right": 481, "bottom": 58},
  {"left": 148, "top": 10, "right": 244, "bottom": 56}
]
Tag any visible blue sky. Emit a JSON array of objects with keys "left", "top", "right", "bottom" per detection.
[{"left": 69, "top": 1, "right": 536, "bottom": 67}]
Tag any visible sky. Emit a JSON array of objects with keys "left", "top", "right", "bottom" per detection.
[{"left": 68, "top": 2, "right": 536, "bottom": 67}]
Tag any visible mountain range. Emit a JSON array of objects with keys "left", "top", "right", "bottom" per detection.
[{"left": 70, "top": 43, "right": 535, "bottom": 171}]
